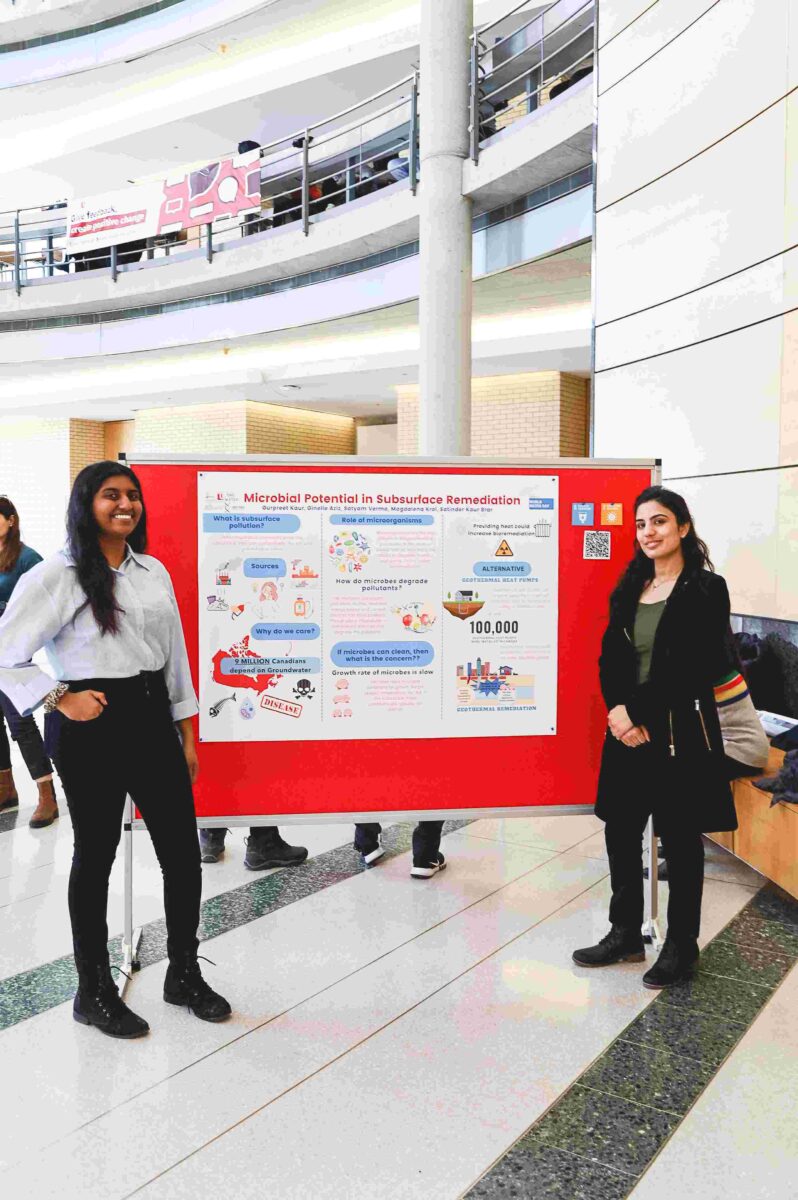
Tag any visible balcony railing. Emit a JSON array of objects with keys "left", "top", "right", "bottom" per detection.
[
  {"left": 0, "top": 74, "right": 419, "bottom": 293},
  {"left": 470, "top": 0, "right": 595, "bottom": 161},
  {"left": 0, "top": 0, "right": 594, "bottom": 294}
]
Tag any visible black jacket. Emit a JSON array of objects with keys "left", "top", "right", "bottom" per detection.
[{"left": 595, "top": 569, "right": 737, "bottom": 832}]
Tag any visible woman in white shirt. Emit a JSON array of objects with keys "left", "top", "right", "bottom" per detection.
[{"left": 0, "top": 462, "right": 231, "bottom": 1039}]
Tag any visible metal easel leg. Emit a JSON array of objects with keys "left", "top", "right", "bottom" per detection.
[
  {"left": 120, "top": 794, "right": 142, "bottom": 997},
  {"left": 642, "top": 815, "right": 663, "bottom": 948}
]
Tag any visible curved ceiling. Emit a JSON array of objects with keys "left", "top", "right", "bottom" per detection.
[{"left": 0, "top": 245, "right": 592, "bottom": 418}]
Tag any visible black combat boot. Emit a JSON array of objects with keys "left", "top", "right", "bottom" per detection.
[
  {"left": 642, "top": 937, "right": 699, "bottom": 989},
  {"left": 163, "top": 955, "right": 232, "bottom": 1022},
  {"left": 73, "top": 964, "right": 149, "bottom": 1039},
  {"left": 572, "top": 925, "right": 646, "bottom": 967}
]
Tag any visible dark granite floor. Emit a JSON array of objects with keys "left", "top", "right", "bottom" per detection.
[{"left": 465, "top": 883, "right": 798, "bottom": 1199}]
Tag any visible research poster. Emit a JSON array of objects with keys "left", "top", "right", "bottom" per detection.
[{"left": 198, "top": 472, "right": 558, "bottom": 742}]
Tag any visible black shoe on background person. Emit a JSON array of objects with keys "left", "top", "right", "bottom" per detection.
[
  {"left": 353, "top": 822, "right": 385, "bottom": 867},
  {"left": 244, "top": 826, "right": 308, "bottom": 870},
  {"left": 163, "top": 955, "right": 232, "bottom": 1021},
  {"left": 410, "top": 851, "right": 446, "bottom": 879},
  {"left": 199, "top": 827, "right": 227, "bottom": 863},
  {"left": 642, "top": 937, "right": 699, "bottom": 989},
  {"left": 572, "top": 926, "right": 646, "bottom": 967},
  {"left": 73, "top": 965, "right": 149, "bottom": 1039}
]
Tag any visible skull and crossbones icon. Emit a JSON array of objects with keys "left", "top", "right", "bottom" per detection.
[{"left": 293, "top": 678, "right": 315, "bottom": 700}]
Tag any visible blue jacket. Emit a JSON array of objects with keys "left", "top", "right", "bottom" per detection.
[{"left": 0, "top": 544, "right": 43, "bottom": 614}]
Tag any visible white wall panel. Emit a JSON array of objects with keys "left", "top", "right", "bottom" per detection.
[
  {"left": 776, "top": 467, "right": 798, "bottom": 620},
  {"left": 780, "top": 311, "right": 798, "bottom": 464},
  {"left": 669, "top": 469, "right": 779, "bottom": 618},
  {"left": 595, "top": 0, "right": 794, "bottom": 626},
  {"left": 595, "top": 101, "right": 787, "bottom": 324},
  {"left": 599, "top": 0, "right": 722, "bottom": 93},
  {"left": 595, "top": 250, "right": 789, "bottom": 372},
  {"left": 593, "top": 317, "right": 783, "bottom": 476},
  {"left": 597, "top": 0, "right": 659, "bottom": 48},
  {"left": 597, "top": 0, "right": 789, "bottom": 208},
  {"left": 0, "top": 418, "right": 71, "bottom": 560},
  {"left": 784, "top": 91, "right": 798, "bottom": 248}
]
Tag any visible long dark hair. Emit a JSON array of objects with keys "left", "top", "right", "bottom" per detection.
[
  {"left": 67, "top": 461, "right": 147, "bottom": 635},
  {"left": 0, "top": 495, "right": 22, "bottom": 573},
  {"left": 609, "top": 486, "right": 713, "bottom": 619}
]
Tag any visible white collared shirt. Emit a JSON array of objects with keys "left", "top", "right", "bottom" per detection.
[{"left": 0, "top": 548, "right": 198, "bottom": 721}]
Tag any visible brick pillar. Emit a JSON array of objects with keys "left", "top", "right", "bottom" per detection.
[
  {"left": 134, "top": 402, "right": 248, "bottom": 455},
  {"left": 397, "top": 386, "right": 420, "bottom": 455},
  {"left": 133, "top": 401, "right": 356, "bottom": 457},
  {"left": 245, "top": 401, "right": 355, "bottom": 454},
  {"left": 69, "top": 419, "right": 105, "bottom": 480},
  {"left": 396, "top": 373, "right": 589, "bottom": 457}
]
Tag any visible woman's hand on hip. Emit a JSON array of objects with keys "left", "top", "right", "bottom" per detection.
[
  {"left": 620, "top": 725, "right": 650, "bottom": 748},
  {"left": 56, "top": 690, "right": 107, "bottom": 722},
  {"left": 607, "top": 705, "right": 634, "bottom": 739}
]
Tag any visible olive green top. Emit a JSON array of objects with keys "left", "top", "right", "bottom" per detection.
[{"left": 634, "top": 599, "right": 667, "bottom": 684}]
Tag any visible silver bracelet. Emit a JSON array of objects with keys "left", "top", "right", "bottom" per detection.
[{"left": 43, "top": 682, "right": 69, "bottom": 713}]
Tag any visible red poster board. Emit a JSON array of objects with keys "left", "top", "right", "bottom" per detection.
[{"left": 130, "top": 457, "right": 657, "bottom": 823}]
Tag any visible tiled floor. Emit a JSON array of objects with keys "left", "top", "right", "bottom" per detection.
[{"left": 1, "top": 742, "right": 795, "bottom": 1200}]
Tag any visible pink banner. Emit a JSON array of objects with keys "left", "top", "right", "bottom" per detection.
[{"left": 66, "top": 150, "right": 262, "bottom": 253}]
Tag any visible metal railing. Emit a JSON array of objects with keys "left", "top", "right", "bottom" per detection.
[
  {"left": 0, "top": 73, "right": 419, "bottom": 292},
  {"left": 470, "top": 0, "right": 594, "bottom": 162},
  {"left": 0, "top": 0, "right": 595, "bottom": 294}
]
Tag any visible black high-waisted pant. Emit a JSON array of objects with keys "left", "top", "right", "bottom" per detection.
[
  {"left": 47, "top": 671, "right": 201, "bottom": 982},
  {"left": 602, "top": 744, "right": 706, "bottom": 948},
  {"left": 605, "top": 809, "right": 705, "bottom": 947}
]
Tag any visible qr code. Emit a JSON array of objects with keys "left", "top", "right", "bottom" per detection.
[{"left": 583, "top": 530, "right": 611, "bottom": 560}]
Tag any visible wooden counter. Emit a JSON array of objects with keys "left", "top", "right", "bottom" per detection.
[{"left": 707, "top": 747, "right": 797, "bottom": 900}]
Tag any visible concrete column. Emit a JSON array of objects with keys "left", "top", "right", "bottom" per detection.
[{"left": 418, "top": 0, "right": 473, "bottom": 456}]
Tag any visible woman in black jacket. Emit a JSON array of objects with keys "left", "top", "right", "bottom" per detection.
[{"left": 573, "top": 486, "right": 737, "bottom": 988}]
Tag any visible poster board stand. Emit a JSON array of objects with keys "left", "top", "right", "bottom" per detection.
[{"left": 117, "top": 454, "right": 663, "bottom": 990}]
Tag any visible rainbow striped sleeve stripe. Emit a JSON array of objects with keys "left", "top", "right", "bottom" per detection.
[{"left": 714, "top": 671, "right": 749, "bottom": 707}]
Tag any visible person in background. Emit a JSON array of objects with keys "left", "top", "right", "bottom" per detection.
[
  {"left": 572, "top": 486, "right": 737, "bottom": 988},
  {"left": 238, "top": 140, "right": 265, "bottom": 236},
  {"left": 0, "top": 496, "right": 59, "bottom": 827},
  {"left": 385, "top": 152, "right": 410, "bottom": 183},
  {"left": 354, "top": 821, "right": 446, "bottom": 878},
  {"left": 0, "top": 462, "right": 231, "bottom": 1039},
  {"left": 715, "top": 631, "right": 770, "bottom": 779}
]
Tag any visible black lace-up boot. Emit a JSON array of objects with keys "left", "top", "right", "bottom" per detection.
[
  {"left": 163, "top": 954, "right": 232, "bottom": 1022},
  {"left": 244, "top": 826, "right": 308, "bottom": 870},
  {"left": 642, "top": 937, "right": 699, "bottom": 989},
  {"left": 572, "top": 925, "right": 646, "bottom": 968},
  {"left": 73, "top": 964, "right": 150, "bottom": 1039}
]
